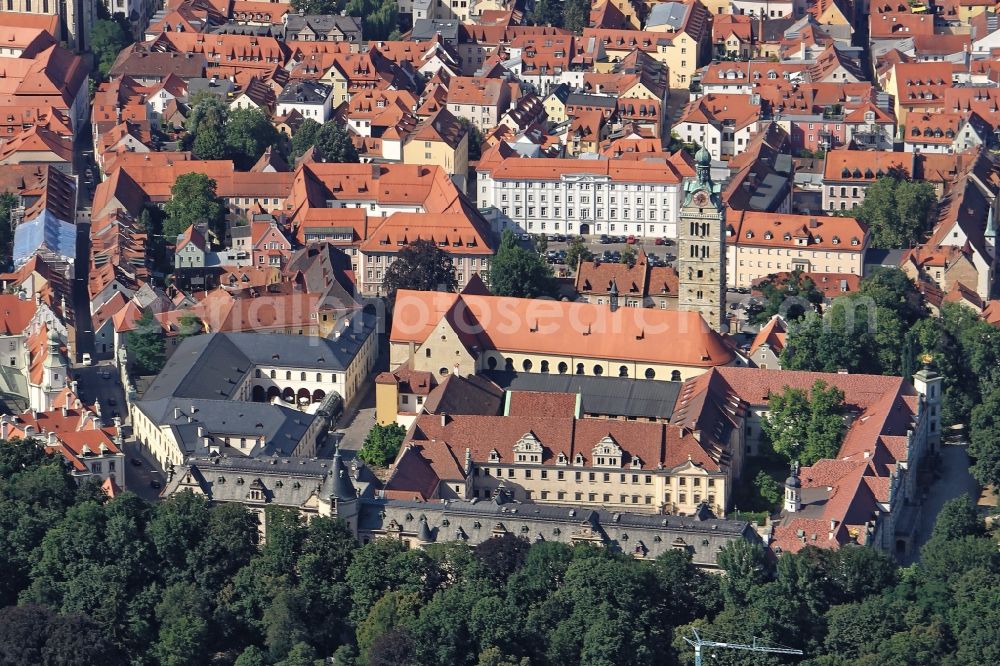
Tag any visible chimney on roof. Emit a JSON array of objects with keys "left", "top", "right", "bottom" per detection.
[
  {"left": 60, "top": 405, "right": 68, "bottom": 417},
  {"left": 440, "top": 412, "right": 448, "bottom": 426}
]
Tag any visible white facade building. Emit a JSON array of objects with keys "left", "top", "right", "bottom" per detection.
[{"left": 476, "top": 157, "right": 690, "bottom": 238}]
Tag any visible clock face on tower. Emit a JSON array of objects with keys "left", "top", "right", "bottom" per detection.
[{"left": 692, "top": 190, "right": 710, "bottom": 207}]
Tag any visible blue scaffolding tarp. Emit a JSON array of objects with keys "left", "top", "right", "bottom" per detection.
[{"left": 12, "top": 210, "right": 76, "bottom": 267}]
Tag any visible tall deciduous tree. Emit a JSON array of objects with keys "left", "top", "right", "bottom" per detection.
[
  {"left": 226, "top": 108, "right": 279, "bottom": 170},
  {"left": 291, "top": 0, "right": 344, "bottom": 13},
  {"left": 381, "top": 239, "right": 458, "bottom": 297},
  {"left": 752, "top": 269, "right": 824, "bottom": 323},
  {"left": 969, "top": 389, "right": 1000, "bottom": 489},
  {"left": 314, "top": 122, "right": 360, "bottom": 163},
  {"left": 358, "top": 423, "right": 406, "bottom": 467},
  {"left": 291, "top": 119, "right": 322, "bottom": 161},
  {"left": 91, "top": 20, "right": 131, "bottom": 79},
  {"left": 855, "top": 177, "right": 937, "bottom": 249},
  {"left": 488, "top": 230, "right": 556, "bottom": 298},
  {"left": 164, "top": 173, "right": 225, "bottom": 240},
  {"left": 564, "top": 235, "right": 592, "bottom": 270},
  {"left": 762, "top": 380, "right": 846, "bottom": 465},
  {"left": 127, "top": 309, "right": 166, "bottom": 375}
]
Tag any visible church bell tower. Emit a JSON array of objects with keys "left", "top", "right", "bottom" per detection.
[{"left": 677, "top": 147, "right": 727, "bottom": 332}]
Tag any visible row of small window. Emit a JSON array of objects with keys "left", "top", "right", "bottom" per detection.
[
  {"left": 226, "top": 197, "right": 282, "bottom": 206},
  {"left": 90, "top": 462, "right": 116, "bottom": 473},
  {"left": 665, "top": 493, "right": 715, "bottom": 506},
  {"left": 503, "top": 207, "right": 670, "bottom": 221},
  {"left": 496, "top": 182, "right": 670, "bottom": 193},
  {"left": 482, "top": 356, "right": 682, "bottom": 381},
  {"left": 501, "top": 194, "right": 669, "bottom": 207},
  {"left": 368, "top": 255, "right": 484, "bottom": 266},
  {"left": 478, "top": 488, "right": 656, "bottom": 504},
  {"left": 255, "top": 370, "right": 337, "bottom": 382},
  {"left": 479, "top": 468, "right": 654, "bottom": 484},
  {"left": 739, "top": 248, "right": 853, "bottom": 257}
]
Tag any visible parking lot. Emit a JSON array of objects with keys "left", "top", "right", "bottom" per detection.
[{"left": 518, "top": 234, "right": 678, "bottom": 271}]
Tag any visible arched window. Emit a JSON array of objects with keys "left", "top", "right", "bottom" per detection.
[
  {"left": 439, "top": 367, "right": 450, "bottom": 376},
  {"left": 619, "top": 366, "right": 628, "bottom": 377},
  {"left": 316, "top": 373, "right": 322, "bottom": 382},
  {"left": 255, "top": 369, "right": 261, "bottom": 378},
  {"left": 541, "top": 360, "right": 550, "bottom": 373},
  {"left": 286, "top": 371, "right": 292, "bottom": 380},
  {"left": 576, "top": 363, "right": 585, "bottom": 375},
  {"left": 645, "top": 368, "right": 655, "bottom": 379},
  {"left": 594, "top": 365, "right": 604, "bottom": 376},
  {"left": 487, "top": 356, "right": 498, "bottom": 370},
  {"left": 671, "top": 370, "right": 682, "bottom": 381},
  {"left": 505, "top": 358, "right": 514, "bottom": 371},
  {"left": 522, "top": 359, "right": 533, "bottom": 371},
  {"left": 270, "top": 370, "right": 276, "bottom": 379},
  {"left": 301, "top": 372, "right": 306, "bottom": 381},
  {"left": 425, "top": 348, "right": 432, "bottom": 358},
  {"left": 558, "top": 362, "right": 568, "bottom": 374}
]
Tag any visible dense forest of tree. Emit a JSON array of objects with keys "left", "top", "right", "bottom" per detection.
[{"left": 0, "top": 437, "right": 997, "bottom": 665}]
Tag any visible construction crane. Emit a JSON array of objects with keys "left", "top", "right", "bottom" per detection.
[{"left": 684, "top": 629, "right": 804, "bottom": 666}]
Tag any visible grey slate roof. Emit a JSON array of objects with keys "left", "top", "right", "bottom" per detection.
[
  {"left": 566, "top": 92, "right": 617, "bottom": 109},
  {"left": 411, "top": 18, "right": 459, "bottom": 44},
  {"left": 165, "top": 453, "right": 359, "bottom": 507},
  {"left": 359, "top": 495, "right": 757, "bottom": 566},
  {"left": 485, "top": 371, "right": 681, "bottom": 420},
  {"left": 278, "top": 81, "right": 332, "bottom": 104},
  {"left": 142, "top": 324, "right": 377, "bottom": 405},
  {"left": 646, "top": 2, "right": 688, "bottom": 30}
]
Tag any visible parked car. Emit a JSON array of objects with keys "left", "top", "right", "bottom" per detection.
[
  {"left": 663, "top": 238, "right": 675, "bottom": 246},
  {"left": 81, "top": 353, "right": 92, "bottom": 366},
  {"left": 150, "top": 480, "right": 162, "bottom": 490},
  {"left": 626, "top": 235, "right": 637, "bottom": 244},
  {"left": 520, "top": 234, "right": 532, "bottom": 241},
  {"left": 130, "top": 458, "right": 142, "bottom": 467},
  {"left": 654, "top": 237, "right": 665, "bottom": 246},
  {"left": 599, "top": 234, "right": 611, "bottom": 244},
  {"left": 556, "top": 234, "right": 567, "bottom": 242}
]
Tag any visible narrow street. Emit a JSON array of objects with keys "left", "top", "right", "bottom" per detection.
[{"left": 72, "top": 128, "right": 97, "bottom": 362}]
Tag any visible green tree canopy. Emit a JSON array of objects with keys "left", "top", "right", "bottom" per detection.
[
  {"left": 91, "top": 19, "right": 131, "bottom": 79},
  {"left": 163, "top": 172, "right": 226, "bottom": 241},
  {"left": 381, "top": 239, "right": 458, "bottom": 297},
  {"left": 855, "top": 177, "right": 937, "bottom": 249},
  {"left": 187, "top": 96, "right": 229, "bottom": 161},
  {"left": 969, "top": 388, "right": 1000, "bottom": 488},
  {"left": 564, "top": 235, "right": 592, "bottom": 270},
  {"left": 225, "top": 108, "right": 279, "bottom": 170},
  {"left": 291, "top": 119, "right": 322, "bottom": 162},
  {"left": 291, "top": 0, "right": 344, "bottom": 13},
  {"left": 127, "top": 309, "right": 166, "bottom": 375},
  {"left": 752, "top": 269, "right": 824, "bottom": 324},
  {"left": 488, "top": 230, "right": 556, "bottom": 298},
  {"left": 762, "top": 380, "right": 847, "bottom": 465},
  {"left": 358, "top": 423, "right": 406, "bottom": 467},
  {"left": 314, "top": 121, "right": 360, "bottom": 164}
]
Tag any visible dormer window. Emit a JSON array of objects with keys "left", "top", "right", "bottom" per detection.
[
  {"left": 557, "top": 452, "right": 568, "bottom": 465},
  {"left": 832, "top": 236, "right": 841, "bottom": 245},
  {"left": 764, "top": 231, "right": 773, "bottom": 240},
  {"left": 574, "top": 452, "right": 585, "bottom": 465},
  {"left": 488, "top": 449, "right": 500, "bottom": 463},
  {"left": 745, "top": 231, "right": 754, "bottom": 239},
  {"left": 592, "top": 436, "right": 623, "bottom": 468},
  {"left": 851, "top": 237, "right": 859, "bottom": 246}
]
